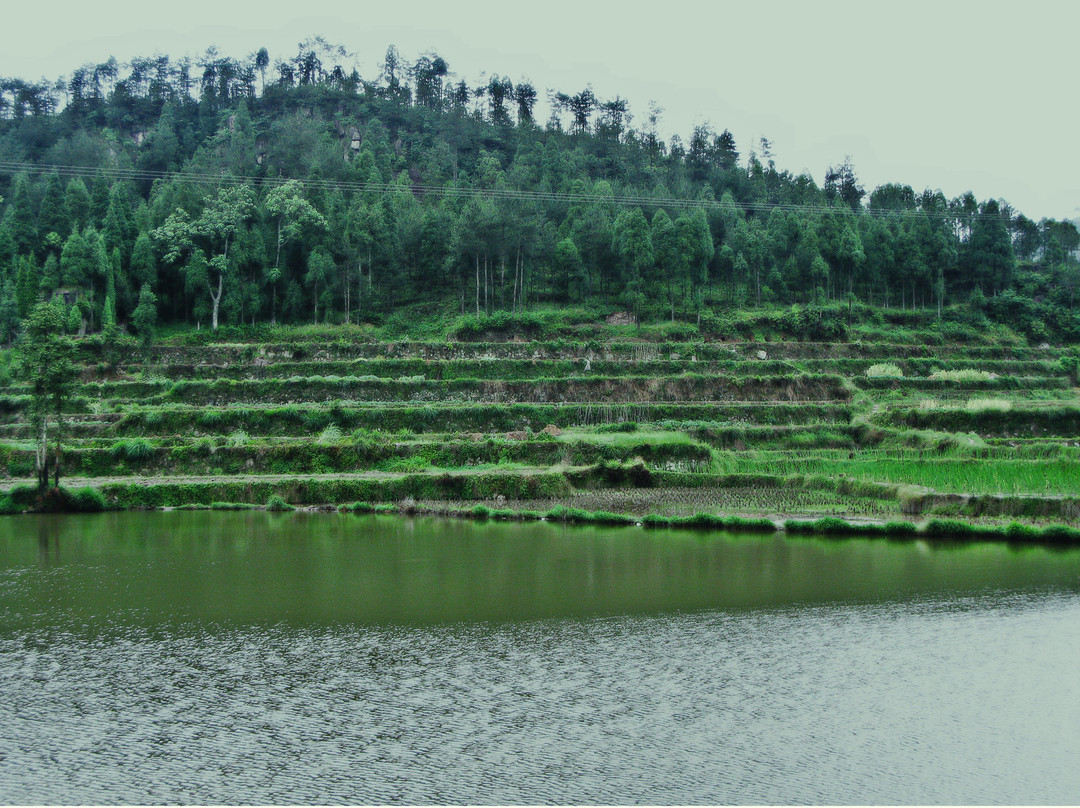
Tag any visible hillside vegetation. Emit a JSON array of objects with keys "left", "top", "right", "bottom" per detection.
[
  {"left": 1, "top": 312, "right": 1078, "bottom": 539},
  {"left": 2, "top": 41, "right": 1079, "bottom": 538},
  {"left": 0, "top": 39, "right": 1077, "bottom": 343}
]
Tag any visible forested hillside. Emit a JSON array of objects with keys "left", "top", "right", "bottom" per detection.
[{"left": 1, "top": 39, "right": 1077, "bottom": 341}]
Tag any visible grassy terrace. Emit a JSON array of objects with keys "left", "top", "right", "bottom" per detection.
[{"left": 2, "top": 315, "right": 1079, "bottom": 534}]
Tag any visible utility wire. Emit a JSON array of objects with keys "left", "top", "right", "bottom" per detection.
[{"left": 0, "top": 159, "right": 996, "bottom": 223}]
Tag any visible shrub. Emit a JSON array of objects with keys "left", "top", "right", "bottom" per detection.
[
  {"left": 928, "top": 369, "right": 994, "bottom": 382},
  {"left": 965, "top": 398, "right": 1012, "bottom": 412},
  {"left": 71, "top": 487, "right": 107, "bottom": 512},
  {"left": 317, "top": 425, "right": 343, "bottom": 444},
  {"left": 265, "top": 494, "right": 294, "bottom": 512},
  {"left": 110, "top": 438, "right": 154, "bottom": 462},
  {"left": 227, "top": 429, "right": 250, "bottom": 447},
  {"left": 31, "top": 486, "right": 106, "bottom": 513},
  {"left": 595, "top": 421, "right": 639, "bottom": 433},
  {"left": 1060, "top": 355, "right": 1079, "bottom": 383},
  {"left": 8, "top": 485, "right": 39, "bottom": 507},
  {"left": 866, "top": 363, "right": 903, "bottom": 378}
]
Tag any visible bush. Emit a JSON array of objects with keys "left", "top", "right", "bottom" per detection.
[
  {"left": 595, "top": 421, "right": 639, "bottom": 433},
  {"left": 110, "top": 438, "right": 154, "bottom": 462},
  {"left": 1061, "top": 355, "right": 1079, "bottom": 383},
  {"left": 317, "top": 425, "right": 343, "bottom": 444},
  {"left": 72, "top": 487, "right": 107, "bottom": 512},
  {"left": 265, "top": 494, "right": 294, "bottom": 512},
  {"left": 31, "top": 486, "right": 107, "bottom": 513},
  {"left": 965, "top": 398, "right": 1011, "bottom": 412},
  {"left": 928, "top": 369, "right": 994, "bottom": 382},
  {"left": 866, "top": 363, "right": 903, "bottom": 378}
]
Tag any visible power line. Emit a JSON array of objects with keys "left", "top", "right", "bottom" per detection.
[{"left": 0, "top": 159, "right": 1001, "bottom": 223}]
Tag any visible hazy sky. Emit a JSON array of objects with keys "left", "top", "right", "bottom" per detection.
[{"left": 3, "top": 0, "right": 1077, "bottom": 221}]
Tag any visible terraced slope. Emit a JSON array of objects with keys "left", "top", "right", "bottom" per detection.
[{"left": 1, "top": 334, "right": 1078, "bottom": 527}]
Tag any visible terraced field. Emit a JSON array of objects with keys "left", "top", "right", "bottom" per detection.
[{"left": 1, "top": 331, "right": 1078, "bottom": 530}]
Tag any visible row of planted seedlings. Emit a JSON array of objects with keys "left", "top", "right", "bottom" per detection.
[
  {"left": 8, "top": 333, "right": 1072, "bottom": 520},
  {"left": 0, "top": 427, "right": 717, "bottom": 479},
  {"left": 8, "top": 370, "right": 857, "bottom": 409},
  {"left": 8, "top": 401, "right": 851, "bottom": 441},
  {"left": 875, "top": 401, "right": 1080, "bottom": 436},
  {"left": 86, "top": 356, "right": 1077, "bottom": 386},
  {"left": 704, "top": 446, "right": 1080, "bottom": 495},
  {"left": 139, "top": 373, "right": 853, "bottom": 407},
  {"left": 78, "top": 338, "right": 1077, "bottom": 368}
]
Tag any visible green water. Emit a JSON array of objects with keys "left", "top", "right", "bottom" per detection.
[
  {"left": 7, "top": 511, "right": 1079, "bottom": 626},
  {"left": 2, "top": 512, "right": 1080, "bottom": 803}
]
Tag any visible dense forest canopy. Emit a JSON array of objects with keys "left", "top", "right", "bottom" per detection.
[{"left": 0, "top": 39, "right": 1077, "bottom": 341}]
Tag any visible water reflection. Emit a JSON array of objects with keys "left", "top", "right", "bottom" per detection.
[
  {"left": 1, "top": 513, "right": 1080, "bottom": 803},
  {"left": 2, "top": 512, "right": 1080, "bottom": 628}
]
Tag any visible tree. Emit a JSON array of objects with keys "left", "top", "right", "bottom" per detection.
[
  {"left": 193, "top": 186, "right": 256, "bottom": 329},
  {"left": 611, "top": 207, "right": 653, "bottom": 319},
  {"left": 254, "top": 47, "right": 270, "bottom": 94},
  {"left": 63, "top": 178, "right": 92, "bottom": 232},
  {"left": 264, "top": 180, "right": 327, "bottom": 324},
  {"left": 131, "top": 282, "right": 157, "bottom": 348},
  {"left": 514, "top": 81, "right": 537, "bottom": 125},
  {"left": 964, "top": 199, "right": 1014, "bottom": 295},
  {"left": 554, "top": 238, "right": 585, "bottom": 302},
  {"left": 824, "top": 157, "right": 865, "bottom": 210},
  {"left": 153, "top": 186, "right": 255, "bottom": 330},
  {"left": 676, "top": 207, "right": 714, "bottom": 323},
  {"left": 38, "top": 173, "right": 69, "bottom": 243},
  {"left": 5, "top": 173, "right": 36, "bottom": 256},
  {"left": 130, "top": 232, "right": 157, "bottom": 289},
  {"left": 650, "top": 209, "right": 681, "bottom": 319},
  {"left": 305, "top": 247, "right": 336, "bottom": 323},
  {"left": 14, "top": 300, "right": 78, "bottom": 490}
]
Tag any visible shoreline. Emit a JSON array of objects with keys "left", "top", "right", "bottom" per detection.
[{"left": 6, "top": 490, "right": 1080, "bottom": 544}]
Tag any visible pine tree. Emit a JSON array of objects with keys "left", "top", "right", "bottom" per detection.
[
  {"left": 63, "top": 178, "right": 91, "bottom": 231},
  {"left": 6, "top": 174, "right": 37, "bottom": 256},
  {"left": 37, "top": 173, "right": 68, "bottom": 242}
]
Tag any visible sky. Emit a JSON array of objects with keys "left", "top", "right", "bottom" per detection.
[{"left": 3, "top": 0, "right": 1077, "bottom": 222}]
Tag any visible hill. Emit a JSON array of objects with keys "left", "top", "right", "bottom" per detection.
[{"left": 0, "top": 40, "right": 1077, "bottom": 344}]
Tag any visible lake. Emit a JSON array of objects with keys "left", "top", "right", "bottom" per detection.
[{"left": 2, "top": 512, "right": 1079, "bottom": 804}]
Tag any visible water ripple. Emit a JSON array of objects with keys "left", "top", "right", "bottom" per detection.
[{"left": 2, "top": 595, "right": 1079, "bottom": 803}]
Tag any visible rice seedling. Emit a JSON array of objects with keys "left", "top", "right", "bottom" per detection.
[{"left": 966, "top": 398, "right": 1012, "bottom": 412}]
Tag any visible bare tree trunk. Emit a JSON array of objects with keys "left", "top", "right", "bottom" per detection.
[
  {"left": 210, "top": 272, "right": 223, "bottom": 330},
  {"left": 53, "top": 406, "right": 62, "bottom": 488},
  {"left": 36, "top": 418, "right": 48, "bottom": 491}
]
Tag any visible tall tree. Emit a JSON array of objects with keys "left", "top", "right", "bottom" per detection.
[
  {"left": 15, "top": 300, "right": 78, "bottom": 490},
  {"left": 264, "top": 180, "right": 327, "bottom": 324}
]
